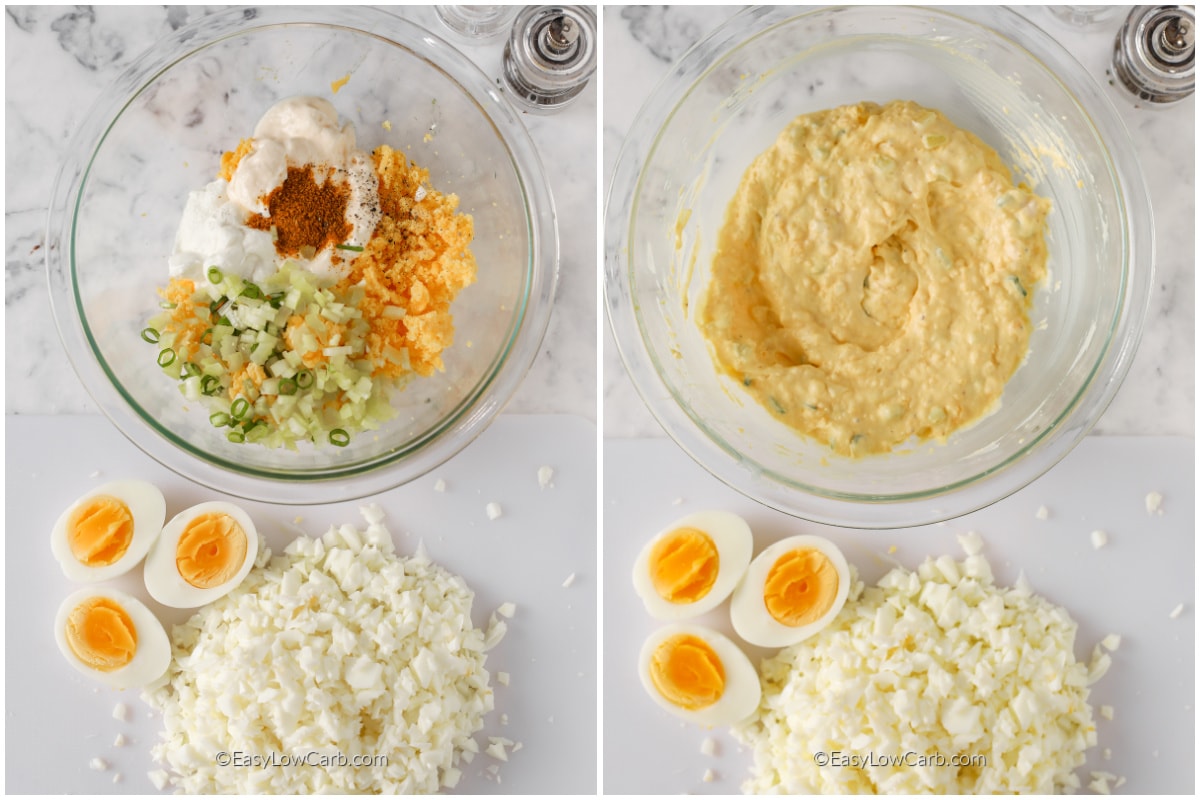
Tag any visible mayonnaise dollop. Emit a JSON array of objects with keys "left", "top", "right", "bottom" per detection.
[{"left": 170, "top": 96, "right": 382, "bottom": 284}]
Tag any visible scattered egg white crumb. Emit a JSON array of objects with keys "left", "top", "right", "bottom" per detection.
[
  {"left": 486, "top": 764, "right": 501, "bottom": 776},
  {"left": 703, "top": 768, "right": 716, "bottom": 783},
  {"left": 1115, "top": 776, "right": 1126, "bottom": 788},
  {"left": 562, "top": 572, "right": 577, "bottom": 588},
  {"left": 700, "top": 737, "right": 717, "bottom": 757},
  {"left": 1035, "top": 504, "right": 1050, "bottom": 520},
  {"left": 1099, "top": 705, "right": 1114, "bottom": 721},
  {"left": 90, "top": 758, "right": 109, "bottom": 772},
  {"left": 382, "top": 120, "right": 392, "bottom": 131},
  {"left": 89, "top": 470, "right": 102, "bottom": 478},
  {"left": 497, "top": 672, "right": 510, "bottom": 686},
  {"left": 1090, "top": 529, "right": 1108, "bottom": 549},
  {"left": 485, "top": 736, "right": 514, "bottom": 761},
  {"left": 537, "top": 465, "right": 554, "bottom": 488},
  {"left": 1100, "top": 634, "right": 1122, "bottom": 651},
  {"left": 486, "top": 502, "right": 503, "bottom": 520},
  {"left": 147, "top": 769, "right": 170, "bottom": 790},
  {"left": 484, "top": 614, "right": 508, "bottom": 650},
  {"left": 671, "top": 497, "right": 683, "bottom": 506},
  {"left": 497, "top": 602, "right": 516, "bottom": 619},
  {"left": 956, "top": 530, "right": 984, "bottom": 556},
  {"left": 434, "top": 478, "right": 447, "bottom": 492},
  {"left": 112, "top": 773, "right": 123, "bottom": 784},
  {"left": 113, "top": 702, "right": 131, "bottom": 721},
  {"left": 500, "top": 713, "right": 509, "bottom": 726},
  {"left": 512, "top": 742, "right": 523, "bottom": 753},
  {"left": 114, "top": 733, "right": 128, "bottom": 747},
  {"left": 443, "top": 767, "right": 461, "bottom": 788},
  {"left": 1103, "top": 748, "right": 1112, "bottom": 761},
  {"left": 1088, "top": 644, "right": 1113, "bottom": 683},
  {"left": 1145, "top": 490, "right": 1164, "bottom": 515},
  {"left": 1169, "top": 603, "right": 1185, "bottom": 619}
]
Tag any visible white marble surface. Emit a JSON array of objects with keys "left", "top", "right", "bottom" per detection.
[
  {"left": 4, "top": 4, "right": 596, "bottom": 420},
  {"left": 603, "top": 5, "right": 1195, "bottom": 438}
]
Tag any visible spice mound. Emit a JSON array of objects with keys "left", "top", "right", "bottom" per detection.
[
  {"left": 699, "top": 100, "right": 1049, "bottom": 457},
  {"left": 735, "top": 547, "right": 1104, "bottom": 794},
  {"left": 147, "top": 96, "right": 476, "bottom": 449},
  {"left": 143, "top": 506, "right": 499, "bottom": 794}
]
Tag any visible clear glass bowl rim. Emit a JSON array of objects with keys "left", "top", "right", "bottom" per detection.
[
  {"left": 604, "top": 5, "right": 1154, "bottom": 528},
  {"left": 47, "top": 5, "right": 559, "bottom": 503}
]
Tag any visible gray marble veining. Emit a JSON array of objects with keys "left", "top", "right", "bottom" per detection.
[
  {"left": 603, "top": 5, "right": 1195, "bottom": 439},
  {"left": 5, "top": 5, "right": 597, "bottom": 420}
]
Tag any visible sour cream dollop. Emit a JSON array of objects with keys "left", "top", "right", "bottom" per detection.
[{"left": 169, "top": 96, "right": 382, "bottom": 285}]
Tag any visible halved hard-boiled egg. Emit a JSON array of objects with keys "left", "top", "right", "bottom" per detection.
[
  {"left": 55, "top": 587, "right": 171, "bottom": 689},
  {"left": 731, "top": 534, "right": 850, "bottom": 648},
  {"left": 632, "top": 511, "right": 753, "bottom": 621},
  {"left": 144, "top": 501, "right": 258, "bottom": 608},
  {"left": 639, "top": 623, "right": 761, "bottom": 726},
  {"left": 50, "top": 480, "right": 166, "bottom": 582}
]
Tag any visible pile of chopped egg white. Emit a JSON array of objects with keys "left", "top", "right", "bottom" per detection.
[
  {"left": 143, "top": 506, "right": 500, "bottom": 794},
  {"left": 735, "top": 532, "right": 1109, "bottom": 794}
]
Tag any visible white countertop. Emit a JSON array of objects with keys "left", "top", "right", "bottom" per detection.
[
  {"left": 602, "top": 5, "right": 1195, "bottom": 439},
  {"left": 4, "top": 5, "right": 596, "bottom": 420}
]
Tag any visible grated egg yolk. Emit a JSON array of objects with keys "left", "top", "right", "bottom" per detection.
[
  {"left": 649, "top": 527, "right": 719, "bottom": 604},
  {"left": 764, "top": 548, "right": 839, "bottom": 627},
  {"left": 176, "top": 513, "right": 248, "bottom": 589},
  {"left": 66, "top": 597, "right": 137, "bottom": 672},
  {"left": 650, "top": 634, "right": 726, "bottom": 710},
  {"left": 67, "top": 495, "right": 134, "bottom": 567}
]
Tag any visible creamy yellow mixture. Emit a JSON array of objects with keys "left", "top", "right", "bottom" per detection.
[{"left": 699, "top": 101, "right": 1049, "bottom": 457}]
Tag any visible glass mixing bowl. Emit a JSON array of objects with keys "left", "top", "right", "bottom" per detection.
[
  {"left": 605, "top": 6, "right": 1153, "bottom": 528},
  {"left": 47, "top": 6, "right": 557, "bottom": 503}
]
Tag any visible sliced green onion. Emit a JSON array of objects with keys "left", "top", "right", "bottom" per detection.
[
  {"left": 279, "top": 377, "right": 297, "bottom": 396},
  {"left": 201, "top": 375, "right": 220, "bottom": 395},
  {"left": 210, "top": 412, "right": 230, "bottom": 428},
  {"left": 209, "top": 298, "right": 228, "bottom": 317},
  {"left": 206, "top": 266, "right": 224, "bottom": 285},
  {"left": 200, "top": 327, "right": 215, "bottom": 346},
  {"left": 217, "top": 315, "right": 233, "bottom": 328},
  {"left": 296, "top": 370, "right": 314, "bottom": 389},
  {"left": 180, "top": 362, "right": 202, "bottom": 378},
  {"left": 329, "top": 428, "right": 351, "bottom": 447},
  {"left": 226, "top": 430, "right": 245, "bottom": 444},
  {"left": 157, "top": 348, "right": 176, "bottom": 368},
  {"left": 267, "top": 292, "right": 286, "bottom": 309},
  {"left": 231, "top": 398, "right": 250, "bottom": 419},
  {"left": 141, "top": 327, "right": 160, "bottom": 344},
  {"left": 335, "top": 244, "right": 365, "bottom": 252},
  {"left": 240, "top": 283, "right": 262, "bottom": 300}
]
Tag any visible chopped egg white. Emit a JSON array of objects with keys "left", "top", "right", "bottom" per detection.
[
  {"left": 1100, "top": 634, "right": 1122, "bottom": 652},
  {"left": 1035, "top": 504, "right": 1050, "bottom": 520},
  {"left": 735, "top": 551, "right": 1103, "bottom": 793},
  {"left": 1091, "top": 529, "right": 1109, "bottom": 549},
  {"left": 114, "top": 733, "right": 127, "bottom": 748},
  {"left": 112, "top": 702, "right": 131, "bottom": 722},
  {"left": 703, "top": 768, "right": 716, "bottom": 783},
  {"left": 537, "top": 466, "right": 554, "bottom": 488},
  {"left": 434, "top": 478, "right": 447, "bottom": 492},
  {"left": 486, "top": 502, "right": 503, "bottom": 521},
  {"left": 562, "top": 572, "right": 577, "bottom": 588},
  {"left": 1099, "top": 705, "right": 1114, "bottom": 721},
  {"left": 90, "top": 758, "right": 109, "bottom": 772},
  {"left": 1145, "top": 490, "right": 1164, "bottom": 515},
  {"left": 700, "top": 737, "right": 717, "bottom": 756},
  {"left": 142, "top": 506, "right": 498, "bottom": 794},
  {"left": 1169, "top": 603, "right": 1184, "bottom": 619}
]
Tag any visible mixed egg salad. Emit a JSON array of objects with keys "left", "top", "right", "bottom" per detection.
[
  {"left": 632, "top": 513, "right": 1117, "bottom": 793},
  {"left": 144, "top": 96, "right": 476, "bottom": 449}
]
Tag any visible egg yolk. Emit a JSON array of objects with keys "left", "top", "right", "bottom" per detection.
[
  {"left": 67, "top": 495, "right": 134, "bottom": 567},
  {"left": 764, "top": 547, "right": 839, "bottom": 627},
  {"left": 649, "top": 527, "right": 719, "bottom": 604},
  {"left": 66, "top": 597, "right": 138, "bottom": 672},
  {"left": 649, "top": 634, "right": 726, "bottom": 711},
  {"left": 176, "top": 513, "right": 248, "bottom": 589}
]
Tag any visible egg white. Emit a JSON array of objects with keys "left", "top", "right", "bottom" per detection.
[
  {"left": 731, "top": 534, "right": 851, "bottom": 648},
  {"left": 50, "top": 480, "right": 166, "bottom": 583},
  {"left": 54, "top": 587, "right": 171, "bottom": 689},
  {"left": 632, "top": 510, "right": 753, "bottom": 621},
  {"left": 144, "top": 501, "right": 258, "bottom": 609},
  {"left": 638, "top": 623, "right": 762, "bottom": 726}
]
